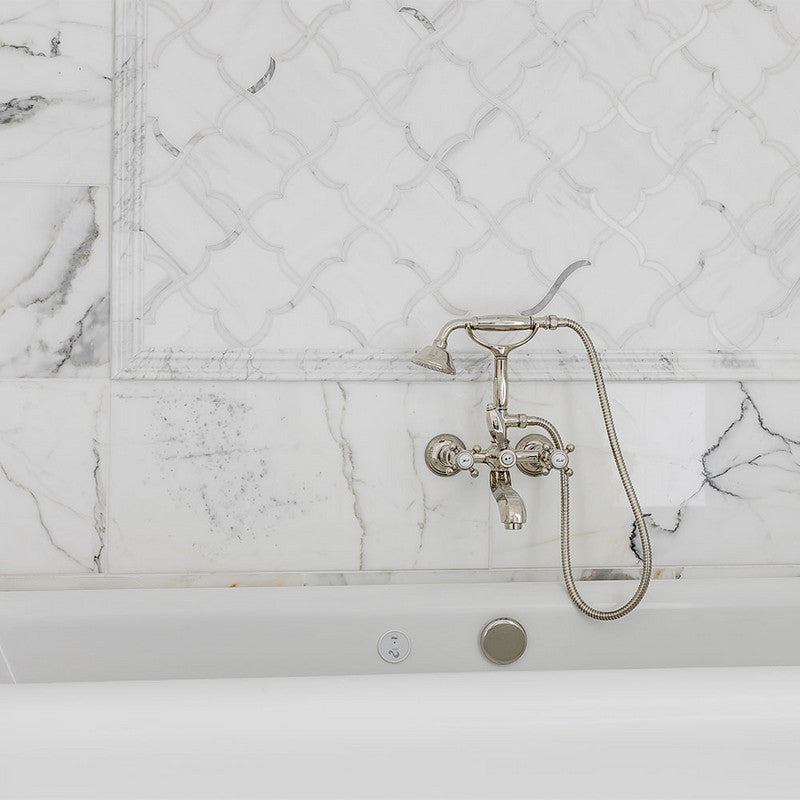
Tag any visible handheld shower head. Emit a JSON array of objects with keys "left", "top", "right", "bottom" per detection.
[
  {"left": 412, "top": 258, "right": 591, "bottom": 374},
  {"left": 411, "top": 343, "right": 455, "bottom": 375}
]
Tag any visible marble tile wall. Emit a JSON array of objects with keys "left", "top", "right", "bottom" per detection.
[
  {"left": 1, "top": 0, "right": 800, "bottom": 586},
  {"left": 0, "top": 1, "right": 112, "bottom": 581},
  {"left": 115, "top": 0, "right": 800, "bottom": 380},
  {"left": 105, "top": 380, "right": 800, "bottom": 578}
]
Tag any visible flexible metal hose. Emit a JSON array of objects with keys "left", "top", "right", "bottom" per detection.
[{"left": 538, "top": 317, "right": 653, "bottom": 620}]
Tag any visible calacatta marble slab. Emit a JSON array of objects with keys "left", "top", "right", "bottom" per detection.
[
  {"left": 493, "top": 381, "right": 800, "bottom": 571},
  {"left": 0, "top": 1, "right": 112, "bottom": 184},
  {"left": 105, "top": 378, "right": 800, "bottom": 575},
  {"left": 107, "top": 381, "right": 490, "bottom": 573},
  {"left": 0, "top": 185, "right": 109, "bottom": 377},
  {"left": 0, "top": 381, "right": 108, "bottom": 574},
  {"left": 114, "top": 0, "right": 800, "bottom": 380}
]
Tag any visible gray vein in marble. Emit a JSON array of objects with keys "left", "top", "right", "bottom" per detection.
[
  {"left": 405, "top": 388, "right": 429, "bottom": 568},
  {"left": 631, "top": 506, "right": 683, "bottom": 558},
  {"left": 0, "top": 461, "right": 86, "bottom": 570},
  {"left": 704, "top": 382, "right": 798, "bottom": 488},
  {"left": 247, "top": 57, "right": 276, "bottom": 94},
  {"left": 92, "top": 448, "right": 105, "bottom": 571},
  {"left": 322, "top": 383, "right": 367, "bottom": 568},
  {"left": 630, "top": 382, "right": 800, "bottom": 558},
  {"left": 398, "top": 7, "right": 436, "bottom": 33},
  {"left": 51, "top": 297, "right": 108, "bottom": 374},
  {"left": 0, "top": 96, "right": 50, "bottom": 126},
  {"left": 17, "top": 190, "right": 97, "bottom": 311},
  {"left": 91, "top": 392, "right": 106, "bottom": 573},
  {"left": 0, "top": 34, "right": 60, "bottom": 57},
  {"left": 0, "top": 186, "right": 107, "bottom": 376},
  {"left": 152, "top": 117, "right": 180, "bottom": 156}
]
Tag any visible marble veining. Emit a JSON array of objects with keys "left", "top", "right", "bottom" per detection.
[
  {"left": 0, "top": 95, "right": 50, "bottom": 125},
  {"left": 631, "top": 382, "right": 800, "bottom": 566},
  {"left": 105, "top": 379, "right": 800, "bottom": 575},
  {"left": 0, "top": 185, "right": 109, "bottom": 377},
  {"left": 2, "top": 0, "right": 800, "bottom": 584},
  {"left": 0, "top": 382, "right": 108, "bottom": 574},
  {"left": 322, "top": 383, "right": 368, "bottom": 569},
  {"left": 0, "top": 1, "right": 112, "bottom": 184},
  {"left": 113, "top": 0, "right": 800, "bottom": 380},
  {"left": 107, "top": 381, "right": 491, "bottom": 573},
  {"left": 489, "top": 380, "right": 800, "bottom": 571}
]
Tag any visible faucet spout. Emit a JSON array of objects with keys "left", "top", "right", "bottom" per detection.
[{"left": 490, "top": 471, "right": 526, "bottom": 531}]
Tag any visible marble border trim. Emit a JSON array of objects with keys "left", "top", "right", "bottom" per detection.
[
  {"left": 113, "top": 0, "right": 147, "bottom": 377},
  {"left": 111, "top": 0, "right": 800, "bottom": 382},
  {"left": 1, "top": 564, "right": 799, "bottom": 591},
  {"left": 113, "top": 348, "right": 800, "bottom": 381}
]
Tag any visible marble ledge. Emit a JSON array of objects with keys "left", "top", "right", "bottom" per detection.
[{"left": 1, "top": 565, "right": 799, "bottom": 593}]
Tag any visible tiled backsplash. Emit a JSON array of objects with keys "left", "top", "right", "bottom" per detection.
[{"left": 1, "top": 0, "right": 800, "bottom": 585}]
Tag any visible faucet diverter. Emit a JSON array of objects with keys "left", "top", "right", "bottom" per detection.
[{"left": 412, "top": 310, "right": 653, "bottom": 621}]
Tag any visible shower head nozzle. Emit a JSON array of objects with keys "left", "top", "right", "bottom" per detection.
[{"left": 411, "top": 343, "right": 455, "bottom": 375}]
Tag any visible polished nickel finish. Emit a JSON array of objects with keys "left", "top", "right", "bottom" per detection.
[
  {"left": 515, "top": 434, "right": 575, "bottom": 477},
  {"left": 414, "top": 311, "right": 652, "bottom": 621},
  {"left": 480, "top": 618, "right": 528, "bottom": 665},
  {"left": 420, "top": 315, "right": 574, "bottom": 531},
  {"left": 424, "top": 434, "right": 470, "bottom": 477},
  {"left": 489, "top": 471, "right": 525, "bottom": 531},
  {"left": 411, "top": 343, "right": 455, "bottom": 375}
]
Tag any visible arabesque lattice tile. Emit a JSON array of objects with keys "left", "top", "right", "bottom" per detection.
[{"left": 114, "top": 0, "right": 800, "bottom": 379}]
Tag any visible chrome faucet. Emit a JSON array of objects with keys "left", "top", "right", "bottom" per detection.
[{"left": 412, "top": 311, "right": 653, "bottom": 621}]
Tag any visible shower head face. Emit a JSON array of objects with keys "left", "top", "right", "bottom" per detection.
[{"left": 411, "top": 343, "right": 456, "bottom": 375}]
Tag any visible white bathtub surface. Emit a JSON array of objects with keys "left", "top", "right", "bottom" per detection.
[
  {"left": 1, "top": 666, "right": 798, "bottom": 800},
  {"left": 0, "top": 578, "right": 799, "bottom": 683}
]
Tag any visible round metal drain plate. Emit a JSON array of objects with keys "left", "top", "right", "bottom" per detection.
[{"left": 480, "top": 618, "right": 527, "bottom": 665}]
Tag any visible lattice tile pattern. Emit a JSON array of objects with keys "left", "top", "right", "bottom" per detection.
[{"left": 114, "top": 0, "right": 800, "bottom": 379}]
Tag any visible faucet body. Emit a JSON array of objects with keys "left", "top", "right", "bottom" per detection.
[{"left": 418, "top": 315, "right": 574, "bottom": 530}]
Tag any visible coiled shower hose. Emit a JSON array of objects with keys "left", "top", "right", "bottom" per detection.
[{"left": 537, "top": 317, "right": 652, "bottom": 620}]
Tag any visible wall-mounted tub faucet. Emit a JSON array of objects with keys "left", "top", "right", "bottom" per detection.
[{"left": 412, "top": 313, "right": 652, "bottom": 620}]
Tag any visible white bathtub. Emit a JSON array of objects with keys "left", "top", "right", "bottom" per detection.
[{"left": 1, "top": 579, "right": 799, "bottom": 799}]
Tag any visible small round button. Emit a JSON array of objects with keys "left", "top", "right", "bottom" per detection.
[
  {"left": 480, "top": 618, "right": 527, "bottom": 665},
  {"left": 550, "top": 450, "right": 569, "bottom": 469},
  {"left": 498, "top": 449, "right": 517, "bottom": 468},
  {"left": 456, "top": 451, "right": 475, "bottom": 470},
  {"left": 378, "top": 630, "right": 411, "bottom": 663}
]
